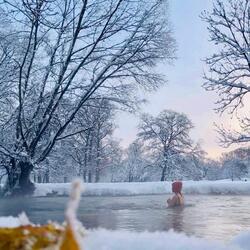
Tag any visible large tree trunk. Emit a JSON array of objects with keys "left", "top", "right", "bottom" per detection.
[{"left": 7, "top": 161, "right": 35, "bottom": 196}]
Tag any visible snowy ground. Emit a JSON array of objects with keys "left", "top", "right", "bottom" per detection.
[
  {"left": 85, "top": 229, "right": 250, "bottom": 250},
  {"left": 34, "top": 179, "right": 250, "bottom": 197},
  {"left": 0, "top": 216, "right": 249, "bottom": 250}
]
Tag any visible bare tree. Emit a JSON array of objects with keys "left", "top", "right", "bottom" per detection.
[
  {"left": 138, "top": 110, "right": 194, "bottom": 181},
  {"left": 0, "top": 0, "right": 175, "bottom": 195},
  {"left": 201, "top": 0, "right": 250, "bottom": 145}
]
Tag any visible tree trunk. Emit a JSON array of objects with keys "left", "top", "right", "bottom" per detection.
[
  {"left": 83, "top": 170, "right": 87, "bottom": 182},
  {"left": 11, "top": 161, "right": 35, "bottom": 196},
  {"left": 44, "top": 170, "right": 49, "bottom": 183},
  {"left": 160, "top": 166, "right": 167, "bottom": 181},
  {"left": 88, "top": 171, "right": 92, "bottom": 183},
  {"left": 95, "top": 134, "right": 101, "bottom": 183},
  {"left": 95, "top": 169, "right": 100, "bottom": 183},
  {"left": 38, "top": 175, "right": 42, "bottom": 183},
  {"left": 83, "top": 130, "right": 90, "bottom": 182},
  {"left": 161, "top": 150, "right": 169, "bottom": 182},
  {"left": 128, "top": 171, "right": 133, "bottom": 182},
  {"left": 87, "top": 133, "right": 93, "bottom": 183}
]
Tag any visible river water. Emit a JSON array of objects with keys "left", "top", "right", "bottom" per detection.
[{"left": 0, "top": 194, "right": 250, "bottom": 241}]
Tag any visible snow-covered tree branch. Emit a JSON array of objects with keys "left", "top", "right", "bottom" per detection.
[
  {"left": 202, "top": 0, "right": 250, "bottom": 146},
  {"left": 0, "top": 0, "right": 176, "bottom": 195}
]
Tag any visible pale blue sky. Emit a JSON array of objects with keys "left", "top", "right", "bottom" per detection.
[{"left": 114, "top": 0, "right": 239, "bottom": 159}]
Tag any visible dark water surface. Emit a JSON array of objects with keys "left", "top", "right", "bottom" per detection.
[{"left": 0, "top": 195, "right": 250, "bottom": 241}]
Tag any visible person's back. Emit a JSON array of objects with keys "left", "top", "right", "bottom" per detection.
[{"left": 167, "top": 181, "right": 184, "bottom": 207}]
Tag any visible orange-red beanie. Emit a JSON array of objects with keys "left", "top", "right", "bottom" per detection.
[{"left": 172, "top": 181, "right": 182, "bottom": 193}]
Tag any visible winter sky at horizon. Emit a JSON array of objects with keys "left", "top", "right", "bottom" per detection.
[{"left": 114, "top": 0, "right": 247, "bottom": 159}]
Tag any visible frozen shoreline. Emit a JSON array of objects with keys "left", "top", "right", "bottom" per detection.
[
  {"left": 34, "top": 179, "right": 250, "bottom": 197},
  {"left": 0, "top": 215, "right": 249, "bottom": 250}
]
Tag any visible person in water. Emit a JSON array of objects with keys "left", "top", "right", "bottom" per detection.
[{"left": 167, "top": 181, "right": 184, "bottom": 207}]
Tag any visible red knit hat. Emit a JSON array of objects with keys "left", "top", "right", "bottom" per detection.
[{"left": 172, "top": 181, "right": 182, "bottom": 193}]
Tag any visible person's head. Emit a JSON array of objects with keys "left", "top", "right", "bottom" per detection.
[{"left": 172, "top": 181, "right": 182, "bottom": 194}]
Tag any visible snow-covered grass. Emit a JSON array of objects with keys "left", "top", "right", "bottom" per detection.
[
  {"left": 0, "top": 216, "right": 249, "bottom": 250},
  {"left": 34, "top": 179, "right": 250, "bottom": 197}
]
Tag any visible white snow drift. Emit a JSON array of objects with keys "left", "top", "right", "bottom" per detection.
[{"left": 34, "top": 179, "right": 250, "bottom": 197}]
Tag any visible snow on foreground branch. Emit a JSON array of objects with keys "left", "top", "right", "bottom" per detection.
[{"left": 34, "top": 180, "right": 250, "bottom": 197}]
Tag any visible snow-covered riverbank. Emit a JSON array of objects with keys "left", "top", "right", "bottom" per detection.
[
  {"left": 0, "top": 216, "right": 249, "bottom": 250},
  {"left": 34, "top": 179, "right": 250, "bottom": 197}
]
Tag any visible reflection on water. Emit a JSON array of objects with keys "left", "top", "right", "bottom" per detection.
[
  {"left": 166, "top": 206, "right": 185, "bottom": 232},
  {"left": 0, "top": 195, "right": 250, "bottom": 241}
]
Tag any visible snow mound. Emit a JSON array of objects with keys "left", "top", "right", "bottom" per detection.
[
  {"left": 34, "top": 180, "right": 250, "bottom": 197},
  {"left": 0, "top": 216, "right": 20, "bottom": 228}
]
